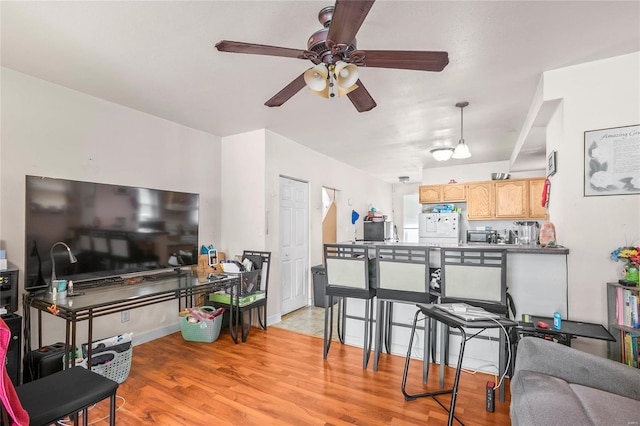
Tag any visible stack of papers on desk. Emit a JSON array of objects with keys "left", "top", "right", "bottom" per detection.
[{"left": 434, "top": 303, "right": 499, "bottom": 321}]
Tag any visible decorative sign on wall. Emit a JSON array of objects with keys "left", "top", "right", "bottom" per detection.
[{"left": 584, "top": 124, "right": 640, "bottom": 196}]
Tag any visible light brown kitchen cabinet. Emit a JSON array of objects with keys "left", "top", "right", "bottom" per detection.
[
  {"left": 442, "top": 184, "right": 466, "bottom": 202},
  {"left": 495, "top": 180, "right": 528, "bottom": 218},
  {"left": 419, "top": 185, "right": 442, "bottom": 203},
  {"left": 419, "top": 184, "right": 466, "bottom": 203},
  {"left": 420, "top": 178, "right": 547, "bottom": 220},
  {"left": 528, "top": 178, "right": 548, "bottom": 219},
  {"left": 466, "top": 182, "right": 494, "bottom": 219}
]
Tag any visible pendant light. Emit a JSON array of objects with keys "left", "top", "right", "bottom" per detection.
[{"left": 452, "top": 101, "right": 471, "bottom": 159}]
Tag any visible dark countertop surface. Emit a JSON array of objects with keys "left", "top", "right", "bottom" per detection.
[{"left": 351, "top": 241, "right": 570, "bottom": 255}]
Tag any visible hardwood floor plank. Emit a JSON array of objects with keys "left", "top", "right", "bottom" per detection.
[{"left": 83, "top": 327, "right": 511, "bottom": 425}]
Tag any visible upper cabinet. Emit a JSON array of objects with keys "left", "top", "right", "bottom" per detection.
[
  {"left": 419, "top": 184, "right": 466, "bottom": 203},
  {"left": 419, "top": 185, "right": 442, "bottom": 204},
  {"left": 419, "top": 178, "right": 547, "bottom": 220},
  {"left": 528, "top": 178, "right": 548, "bottom": 219},
  {"left": 442, "top": 184, "right": 466, "bottom": 202},
  {"left": 467, "top": 182, "right": 494, "bottom": 220},
  {"left": 495, "top": 180, "right": 528, "bottom": 218}
]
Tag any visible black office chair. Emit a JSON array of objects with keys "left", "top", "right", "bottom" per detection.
[
  {"left": 323, "top": 243, "right": 376, "bottom": 369},
  {"left": 208, "top": 250, "right": 271, "bottom": 343},
  {"left": 0, "top": 318, "right": 119, "bottom": 426},
  {"left": 373, "top": 245, "right": 437, "bottom": 382},
  {"left": 439, "top": 247, "right": 509, "bottom": 401}
]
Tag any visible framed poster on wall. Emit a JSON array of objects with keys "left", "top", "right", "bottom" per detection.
[{"left": 584, "top": 124, "right": 640, "bottom": 196}]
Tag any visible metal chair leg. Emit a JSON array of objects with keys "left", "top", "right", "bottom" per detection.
[
  {"left": 258, "top": 306, "right": 267, "bottom": 330},
  {"left": 363, "top": 299, "right": 372, "bottom": 369},
  {"left": 323, "top": 296, "right": 334, "bottom": 359},
  {"left": 385, "top": 302, "right": 393, "bottom": 354},
  {"left": 337, "top": 297, "right": 346, "bottom": 344},
  {"left": 373, "top": 299, "right": 384, "bottom": 371}
]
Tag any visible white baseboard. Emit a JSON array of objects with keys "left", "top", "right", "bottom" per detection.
[{"left": 131, "top": 322, "right": 180, "bottom": 347}]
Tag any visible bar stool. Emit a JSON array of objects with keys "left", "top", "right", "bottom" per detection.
[
  {"left": 373, "top": 245, "right": 437, "bottom": 383},
  {"left": 439, "top": 247, "right": 509, "bottom": 401},
  {"left": 323, "top": 243, "right": 376, "bottom": 369}
]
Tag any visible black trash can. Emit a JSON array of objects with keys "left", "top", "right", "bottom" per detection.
[{"left": 312, "top": 264, "right": 335, "bottom": 308}]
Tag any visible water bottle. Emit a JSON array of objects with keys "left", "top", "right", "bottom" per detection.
[{"left": 553, "top": 312, "right": 562, "bottom": 329}]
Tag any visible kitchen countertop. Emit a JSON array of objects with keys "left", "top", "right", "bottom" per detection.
[
  {"left": 458, "top": 243, "right": 569, "bottom": 255},
  {"left": 351, "top": 240, "right": 569, "bottom": 255}
]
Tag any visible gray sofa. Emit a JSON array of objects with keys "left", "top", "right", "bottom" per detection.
[{"left": 511, "top": 337, "right": 640, "bottom": 426}]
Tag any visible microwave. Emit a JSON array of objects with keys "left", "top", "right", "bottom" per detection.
[
  {"left": 466, "top": 230, "right": 496, "bottom": 244},
  {"left": 364, "top": 221, "right": 393, "bottom": 242}
]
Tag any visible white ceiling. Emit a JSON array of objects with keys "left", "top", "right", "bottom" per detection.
[{"left": 2, "top": 1, "right": 639, "bottom": 183}]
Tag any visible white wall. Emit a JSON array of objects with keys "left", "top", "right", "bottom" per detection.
[
  {"left": 422, "top": 160, "right": 544, "bottom": 184},
  {"left": 220, "top": 129, "right": 267, "bottom": 259},
  {"left": 264, "top": 130, "right": 392, "bottom": 322},
  {"left": 0, "top": 68, "right": 222, "bottom": 346},
  {"left": 542, "top": 52, "right": 640, "bottom": 355}
]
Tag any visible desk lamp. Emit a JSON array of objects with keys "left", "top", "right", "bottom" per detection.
[{"left": 49, "top": 241, "right": 77, "bottom": 293}]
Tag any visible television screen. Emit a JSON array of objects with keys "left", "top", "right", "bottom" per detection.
[{"left": 24, "top": 176, "right": 199, "bottom": 291}]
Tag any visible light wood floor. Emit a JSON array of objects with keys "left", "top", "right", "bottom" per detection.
[{"left": 86, "top": 326, "right": 511, "bottom": 425}]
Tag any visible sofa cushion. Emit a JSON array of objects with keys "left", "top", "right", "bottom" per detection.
[
  {"left": 510, "top": 370, "right": 592, "bottom": 426},
  {"left": 511, "top": 370, "right": 640, "bottom": 426},
  {"left": 571, "top": 383, "right": 640, "bottom": 426}
]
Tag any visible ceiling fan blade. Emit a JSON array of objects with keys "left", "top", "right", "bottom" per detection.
[
  {"left": 265, "top": 73, "right": 307, "bottom": 107},
  {"left": 216, "top": 40, "right": 313, "bottom": 60},
  {"left": 327, "top": 0, "right": 375, "bottom": 47},
  {"left": 347, "top": 79, "right": 376, "bottom": 112},
  {"left": 351, "top": 50, "right": 449, "bottom": 72}
]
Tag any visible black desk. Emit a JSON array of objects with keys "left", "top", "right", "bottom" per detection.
[
  {"left": 402, "top": 303, "right": 516, "bottom": 426},
  {"left": 518, "top": 315, "right": 615, "bottom": 346},
  {"left": 26, "top": 272, "right": 238, "bottom": 369}
]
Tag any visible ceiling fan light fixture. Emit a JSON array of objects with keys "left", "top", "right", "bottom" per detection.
[
  {"left": 334, "top": 61, "right": 359, "bottom": 91},
  {"left": 304, "top": 64, "right": 329, "bottom": 94},
  {"left": 430, "top": 147, "right": 454, "bottom": 162}
]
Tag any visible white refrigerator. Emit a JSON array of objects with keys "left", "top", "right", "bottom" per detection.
[{"left": 418, "top": 212, "right": 460, "bottom": 245}]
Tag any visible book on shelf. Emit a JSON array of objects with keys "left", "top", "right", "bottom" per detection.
[
  {"left": 615, "top": 287, "right": 640, "bottom": 329},
  {"left": 621, "top": 330, "right": 639, "bottom": 368}
]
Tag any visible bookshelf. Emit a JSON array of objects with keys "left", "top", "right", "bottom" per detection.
[{"left": 606, "top": 282, "right": 640, "bottom": 367}]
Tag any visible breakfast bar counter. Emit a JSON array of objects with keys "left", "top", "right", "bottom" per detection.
[{"left": 340, "top": 240, "right": 569, "bottom": 373}]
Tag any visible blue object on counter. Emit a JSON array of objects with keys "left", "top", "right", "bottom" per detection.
[
  {"left": 553, "top": 312, "right": 562, "bottom": 329},
  {"left": 433, "top": 204, "right": 454, "bottom": 213}
]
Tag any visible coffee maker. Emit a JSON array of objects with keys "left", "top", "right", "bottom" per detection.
[{"left": 513, "top": 221, "right": 540, "bottom": 245}]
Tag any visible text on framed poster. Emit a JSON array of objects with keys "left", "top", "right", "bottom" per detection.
[{"left": 584, "top": 124, "right": 640, "bottom": 196}]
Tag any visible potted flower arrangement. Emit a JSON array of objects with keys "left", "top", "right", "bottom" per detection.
[{"left": 610, "top": 246, "right": 640, "bottom": 285}]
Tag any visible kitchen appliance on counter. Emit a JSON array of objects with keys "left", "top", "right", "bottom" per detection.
[
  {"left": 466, "top": 229, "right": 518, "bottom": 244},
  {"left": 467, "top": 230, "right": 498, "bottom": 244},
  {"left": 514, "top": 221, "right": 540, "bottom": 245},
  {"left": 363, "top": 220, "right": 394, "bottom": 242},
  {"left": 419, "top": 212, "right": 460, "bottom": 244}
]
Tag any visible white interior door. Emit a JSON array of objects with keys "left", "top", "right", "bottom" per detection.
[{"left": 280, "top": 176, "right": 309, "bottom": 315}]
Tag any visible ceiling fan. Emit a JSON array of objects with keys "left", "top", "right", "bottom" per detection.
[{"left": 215, "top": 0, "right": 449, "bottom": 112}]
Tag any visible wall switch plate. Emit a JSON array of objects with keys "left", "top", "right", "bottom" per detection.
[{"left": 121, "top": 310, "right": 130, "bottom": 322}]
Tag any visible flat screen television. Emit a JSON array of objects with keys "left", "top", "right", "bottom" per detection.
[{"left": 24, "top": 175, "right": 199, "bottom": 291}]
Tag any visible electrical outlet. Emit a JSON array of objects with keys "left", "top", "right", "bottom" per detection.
[{"left": 121, "top": 310, "right": 130, "bottom": 322}]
